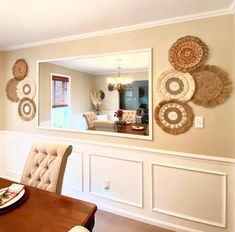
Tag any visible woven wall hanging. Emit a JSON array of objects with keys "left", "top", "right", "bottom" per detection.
[
  {"left": 154, "top": 100, "right": 194, "bottom": 135},
  {"left": 16, "top": 78, "right": 36, "bottom": 99},
  {"left": 191, "top": 65, "right": 232, "bottom": 107},
  {"left": 18, "top": 98, "right": 36, "bottom": 121},
  {"left": 12, "top": 58, "right": 28, "bottom": 80},
  {"left": 169, "top": 36, "right": 208, "bottom": 73},
  {"left": 157, "top": 69, "right": 195, "bottom": 101},
  {"left": 5, "top": 78, "right": 20, "bottom": 102}
]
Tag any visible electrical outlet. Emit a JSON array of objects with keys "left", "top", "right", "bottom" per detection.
[
  {"left": 104, "top": 180, "right": 110, "bottom": 191},
  {"left": 195, "top": 116, "right": 204, "bottom": 128}
]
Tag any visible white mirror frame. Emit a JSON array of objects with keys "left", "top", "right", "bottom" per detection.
[{"left": 37, "top": 48, "right": 153, "bottom": 140}]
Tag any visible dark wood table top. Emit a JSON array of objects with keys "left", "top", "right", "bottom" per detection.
[
  {"left": 116, "top": 123, "right": 148, "bottom": 135},
  {"left": 0, "top": 178, "right": 97, "bottom": 232}
]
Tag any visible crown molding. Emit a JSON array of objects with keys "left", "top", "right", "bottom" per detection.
[{"left": 3, "top": 7, "right": 233, "bottom": 51}]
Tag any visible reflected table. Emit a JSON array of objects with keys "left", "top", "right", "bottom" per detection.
[
  {"left": 0, "top": 178, "right": 97, "bottom": 232},
  {"left": 116, "top": 122, "right": 148, "bottom": 135}
]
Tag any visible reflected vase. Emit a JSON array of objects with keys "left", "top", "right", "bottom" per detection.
[{"left": 118, "top": 116, "right": 123, "bottom": 121}]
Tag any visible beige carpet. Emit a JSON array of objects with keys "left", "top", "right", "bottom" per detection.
[{"left": 93, "top": 210, "right": 174, "bottom": 232}]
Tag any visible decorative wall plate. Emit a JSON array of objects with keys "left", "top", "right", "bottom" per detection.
[
  {"left": 157, "top": 69, "right": 195, "bottom": 101},
  {"left": 17, "top": 78, "right": 36, "bottom": 99},
  {"left": 18, "top": 98, "right": 36, "bottom": 121},
  {"left": 5, "top": 78, "right": 20, "bottom": 102},
  {"left": 154, "top": 100, "right": 194, "bottom": 135},
  {"left": 12, "top": 58, "right": 28, "bottom": 80},
  {"left": 192, "top": 65, "right": 232, "bottom": 107},
  {"left": 169, "top": 36, "right": 208, "bottom": 73}
]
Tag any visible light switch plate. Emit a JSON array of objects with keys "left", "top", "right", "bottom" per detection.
[{"left": 195, "top": 116, "right": 204, "bottom": 128}]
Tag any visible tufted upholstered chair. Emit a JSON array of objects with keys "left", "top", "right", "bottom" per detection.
[
  {"left": 82, "top": 111, "right": 97, "bottom": 130},
  {"left": 21, "top": 141, "right": 73, "bottom": 194},
  {"left": 122, "top": 110, "right": 136, "bottom": 123},
  {"left": 93, "top": 120, "right": 118, "bottom": 132}
]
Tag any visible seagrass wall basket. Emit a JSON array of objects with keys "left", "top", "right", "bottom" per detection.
[
  {"left": 154, "top": 100, "right": 194, "bottom": 135},
  {"left": 191, "top": 65, "right": 232, "bottom": 107},
  {"left": 157, "top": 68, "right": 195, "bottom": 101},
  {"left": 6, "top": 58, "right": 36, "bottom": 121},
  {"left": 12, "top": 58, "right": 28, "bottom": 80},
  {"left": 168, "top": 35, "right": 208, "bottom": 73}
]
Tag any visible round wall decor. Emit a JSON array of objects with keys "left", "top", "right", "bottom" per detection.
[
  {"left": 169, "top": 36, "right": 208, "bottom": 73},
  {"left": 157, "top": 69, "right": 195, "bottom": 101},
  {"left": 18, "top": 98, "right": 36, "bottom": 121},
  {"left": 12, "top": 58, "right": 28, "bottom": 80},
  {"left": 5, "top": 78, "right": 20, "bottom": 102},
  {"left": 17, "top": 78, "right": 36, "bottom": 99},
  {"left": 192, "top": 65, "right": 232, "bottom": 107},
  {"left": 154, "top": 100, "right": 194, "bottom": 135}
]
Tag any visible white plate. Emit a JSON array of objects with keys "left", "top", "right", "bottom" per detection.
[
  {"left": 132, "top": 126, "right": 144, "bottom": 130},
  {"left": 0, "top": 189, "right": 25, "bottom": 209}
]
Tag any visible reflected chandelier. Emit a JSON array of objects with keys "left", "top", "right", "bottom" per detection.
[{"left": 107, "top": 59, "right": 132, "bottom": 92}]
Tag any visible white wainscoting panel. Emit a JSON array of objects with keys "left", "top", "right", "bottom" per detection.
[
  {"left": 89, "top": 154, "right": 143, "bottom": 207},
  {"left": 5, "top": 140, "right": 31, "bottom": 181},
  {"left": 62, "top": 150, "right": 83, "bottom": 194},
  {"left": 0, "top": 131, "right": 235, "bottom": 232},
  {"left": 151, "top": 163, "right": 226, "bottom": 227}
]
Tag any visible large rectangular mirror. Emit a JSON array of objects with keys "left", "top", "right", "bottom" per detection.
[{"left": 37, "top": 48, "right": 152, "bottom": 140}]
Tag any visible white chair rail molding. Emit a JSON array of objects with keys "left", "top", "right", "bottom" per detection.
[{"left": 0, "top": 131, "right": 234, "bottom": 232}]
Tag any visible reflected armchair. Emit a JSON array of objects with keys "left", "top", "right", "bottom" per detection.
[
  {"left": 82, "top": 112, "right": 97, "bottom": 130},
  {"left": 122, "top": 110, "right": 136, "bottom": 123},
  {"left": 93, "top": 120, "right": 118, "bottom": 132}
]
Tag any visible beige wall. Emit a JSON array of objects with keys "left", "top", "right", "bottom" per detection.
[
  {"left": 93, "top": 71, "right": 148, "bottom": 111},
  {"left": 0, "top": 51, "right": 5, "bottom": 129},
  {"left": 2, "top": 15, "right": 235, "bottom": 158},
  {"left": 39, "top": 62, "right": 94, "bottom": 122}
]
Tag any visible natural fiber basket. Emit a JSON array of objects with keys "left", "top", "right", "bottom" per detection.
[
  {"left": 191, "top": 65, "right": 232, "bottom": 107},
  {"left": 154, "top": 99, "right": 194, "bottom": 135},
  {"left": 169, "top": 36, "right": 208, "bottom": 73}
]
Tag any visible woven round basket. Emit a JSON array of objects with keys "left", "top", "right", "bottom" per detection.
[
  {"left": 17, "top": 78, "right": 36, "bottom": 99},
  {"left": 169, "top": 36, "right": 208, "bottom": 73},
  {"left": 154, "top": 100, "right": 194, "bottom": 135},
  {"left": 18, "top": 98, "right": 36, "bottom": 121},
  {"left": 5, "top": 78, "right": 20, "bottom": 102},
  {"left": 157, "top": 68, "right": 195, "bottom": 101},
  {"left": 191, "top": 65, "right": 232, "bottom": 107},
  {"left": 12, "top": 58, "right": 28, "bottom": 80}
]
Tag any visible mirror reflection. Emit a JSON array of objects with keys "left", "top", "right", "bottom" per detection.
[{"left": 38, "top": 49, "right": 152, "bottom": 139}]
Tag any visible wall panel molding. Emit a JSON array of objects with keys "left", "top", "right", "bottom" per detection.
[
  {"left": 151, "top": 163, "right": 227, "bottom": 227},
  {"left": 62, "top": 150, "right": 83, "bottom": 193},
  {"left": 0, "top": 131, "right": 234, "bottom": 232},
  {"left": 89, "top": 153, "right": 143, "bottom": 208}
]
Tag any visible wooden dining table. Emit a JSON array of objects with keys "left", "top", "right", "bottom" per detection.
[
  {"left": 116, "top": 122, "right": 148, "bottom": 135},
  {"left": 0, "top": 178, "right": 97, "bottom": 232}
]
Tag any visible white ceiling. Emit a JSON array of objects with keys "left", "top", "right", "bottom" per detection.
[
  {"left": 0, "top": 0, "right": 234, "bottom": 50},
  {"left": 50, "top": 50, "right": 150, "bottom": 74}
]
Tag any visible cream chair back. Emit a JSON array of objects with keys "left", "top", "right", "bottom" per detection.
[
  {"left": 82, "top": 111, "right": 97, "bottom": 129},
  {"left": 123, "top": 110, "right": 136, "bottom": 123},
  {"left": 21, "top": 141, "right": 72, "bottom": 194}
]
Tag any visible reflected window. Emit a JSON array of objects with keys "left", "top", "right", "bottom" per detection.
[
  {"left": 51, "top": 74, "right": 70, "bottom": 127},
  {"left": 125, "top": 88, "right": 134, "bottom": 100}
]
